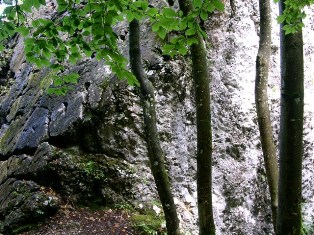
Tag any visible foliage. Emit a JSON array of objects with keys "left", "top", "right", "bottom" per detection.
[
  {"left": 275, "top": 0, "right": 314, "bottom": 34},
  {"left": 131, "top": 212, "right": 166, "bottom": 235},
  {"left": 82, "top": 160, "right": 105, "bottom": 180},
  {"left": 150, "top": 0, "right": 224, "bottom": 57},
  {"left": 0, "top": 0, "right": 224, "bottom": 94}
]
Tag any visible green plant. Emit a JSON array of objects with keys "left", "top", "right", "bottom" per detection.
[
  {"left": 113, "top": 202, "right": 134, "bottom": 211},
  {"left": 131, "top": 213, "right": 166, "bottom": 235},
  {"left": 82, "top": 160, "right": 105, "bottom": 180}
]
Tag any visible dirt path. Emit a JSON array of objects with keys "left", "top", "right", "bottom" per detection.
[{"left": 21, "top": 206, "right": 139, "bottom": 235}]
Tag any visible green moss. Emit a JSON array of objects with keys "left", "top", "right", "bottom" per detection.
[
  {"left": 39, "top": 72, "right": 55, "bottom": 91},
  {"left": 24, "top": 70, "right": 55, "bottom": 96},
  {"left": 131, "top": 212, "right": 166, "bottom": 235},
  {"left": 100, "top": 78, "right": 111, "bottom": 90},
  {"left": 0, "top": 118, "right": 24, "bottom": 155}
]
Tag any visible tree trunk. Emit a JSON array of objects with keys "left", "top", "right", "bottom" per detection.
[
  {"left": 277, "top": 2, "right": 304, "bottom": 235},
  {"left": 129, "top": 19, "right": 181, "bottom": 235},
  {"left": 255, "top": 0, "right": 279, "bottom": 232},
  {"left": 177, "top": 1, "right": 215, "bottom": 234}
]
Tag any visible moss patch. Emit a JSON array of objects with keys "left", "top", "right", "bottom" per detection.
[{"left": 131, "top": 212, "right": 166, "bottom": 235}]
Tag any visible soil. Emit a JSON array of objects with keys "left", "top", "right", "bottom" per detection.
[{"left": 20, "top": 205, "right": 140, "bottom": 235}]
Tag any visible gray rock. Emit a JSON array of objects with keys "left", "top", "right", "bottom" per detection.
[{"left": 0, "top": 178, "right": 59, "bottom": 233}]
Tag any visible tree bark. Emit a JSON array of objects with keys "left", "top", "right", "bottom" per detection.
[
  {"left": 129, "top": 19, "right": 181, "bottom": 235},
  {"left": 255, "top": 0, "right": 279, "bottom": 232},
  {"left": 177, "top": 1, "right": 215, "bottom": 234},
  {"left": 277, "top": 2, "right": 304, "bottom": 235}
]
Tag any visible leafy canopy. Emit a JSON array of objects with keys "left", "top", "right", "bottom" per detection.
[
  {"left": 0, "top": 0, "right": 224, "bottom": 94},
  {"left": 275, "top": 0, "right": 314, "bottom": 34}
]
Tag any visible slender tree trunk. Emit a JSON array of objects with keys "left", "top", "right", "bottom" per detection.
[
  {"left": 177, "top": 1, "right": 215, "bottom": 234},
  {"left": 129, "top": 19, "right": 181, "bottom": 235},
  {"left": 255, "top": 0, "right": 279, "bottom": 232},
  {"left": 277, "top": 2, "right": 304, "bottom": 235}
]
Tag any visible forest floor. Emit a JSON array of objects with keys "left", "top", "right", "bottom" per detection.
[{"left": 20, "top": 205, "right": 139, "bottom": 235}]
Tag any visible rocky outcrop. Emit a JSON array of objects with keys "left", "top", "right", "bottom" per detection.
[
  {"left": 0, "top": 0, "right": 314, "bottom": 234},
  {"left": 0, "top": 141, "right": 135, "bottom": 233},
  {"left": 0, "top": 43, "right": 142, "bottom": 233}
]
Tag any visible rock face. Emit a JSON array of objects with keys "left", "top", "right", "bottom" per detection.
[{"left": 0, "top": 0, "right": 314, "bottom": 234}]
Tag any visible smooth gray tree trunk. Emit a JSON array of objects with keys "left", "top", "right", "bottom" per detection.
[
  {"left": 129, "top": 19, "right": 181, "bottom": 235},
  {"left": 255, "top": 0, "right": 279, "bottom": 232},
  {"left": 177, "top": 1, "right": 215, "bottom": 234}
]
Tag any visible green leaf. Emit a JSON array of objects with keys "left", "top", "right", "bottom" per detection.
[
  {"left": 179, "top": 18, "right": 188, "bottom": 30},
  {"left": 187, "top": 37, "right": 198, "bottom": 46},
  {"left": 0, "top": 44, "right": 4, "bottom": 52},
  {"left": 35, "top": 57, "right": 50, "bottom": 68},
  {"left": 162, "top": 8, "right": 177, "bottom": 18},
  {"left": 140, "top": 1, "right": 149, "bottom": 11},
  {"left": 50, "top": 63, "right": 63, "bottom": 71},
  {"left": 162, "top": 44, "right": 175, "bottom": 54},
  {"left": 170, "top": 36, "right": 181, "bottom": 44},
  {"left": 125, "top": 70, "right": 139, "bottom": 86},
  {"left": 200, "top": 10, "right": 208, "bottom": 21},
  {"left": 16, "top": 26, "right": 30, "bottom": 37},
  {"left": 157, "top": 27, "right": 167, "bottom": 39},
  {"left": 26, "top": 51, "right": 35, "bottom": 58},
  {"left": 126, "top": 11, "right": 135, "bottom": 22},
  {"left": 25, "top": 38, "right": 35, "bottom": 45},
  {"left": 176, "top": 43, "right": 188, "bottom": 55},
  {"left": 39, "top": 0, "right": 46, "bottom": 6},
  {"left": 198, "top": 27, "right": 207, "bottom": 37},
  {"left": 33, "top": 0, "right": 41, "bottom": 10},
  {"left": 277, "top": 15, "right": 286, "bottom": 24},
  {"left": 48, "top": 87, "right": 66, "bottom": 96},
  {"left": 41, "top": 58, "right": 50, "bottom": 67},
  {"left": 193, "top": 0, "right": 202, "bottom": 9},
  {"left": 159, "top": 18, "right": 177, "bottom": 30},
  {"left": 37, "top": 39, "right": 47, "bottom": 49},
  {"left": 283, "top": 25, "right": 293, "bottom": 34},
  {"left": 82, "top": 30, "right": 91, "bottom": 36},
  {"left": 83, "top": 20, "right": 93, "bottom": 28},
  {"left": 3, "top": 6, "right": 15, "bottom": 19},
  {"left": 4, "top": 22, "right": 15, "bottom": 34},
  {"left": 21, "top": 0, "right": 33, "bottom": 12},
  {"left": 54, "top": 77, "right": 63, "bottom": 86},
  {"left": 69, "top": 54, "right": 78, "bottom": 64},
  {"left": 152, "top": 22, "right": 160, "bottom": 32},
  {"left": 147, "top": 7, "right": 158, "bottom": 17},
  {"left": 70, "top": 45, "right": 79, "bottom": 53},
  {"left": 42, "top": 48, "right": 52, "bottom": 59},
  {"left": 45, "top": 41, "right": 55, "bottom": 52},
  {"left": 185, "top": 28, "right": 196, "bottom": 36},
  {"left": 64, "top": 73, "right": 79, "bottom": 83},
  {"left": 212, "top": 0, "right": 224, "bottom": 11},
  {"left": 169, "top": 50, "right": 177, "bottom": 57},
  {"left": 57, "top": 3, "right": 68, "bottom": 12}
]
